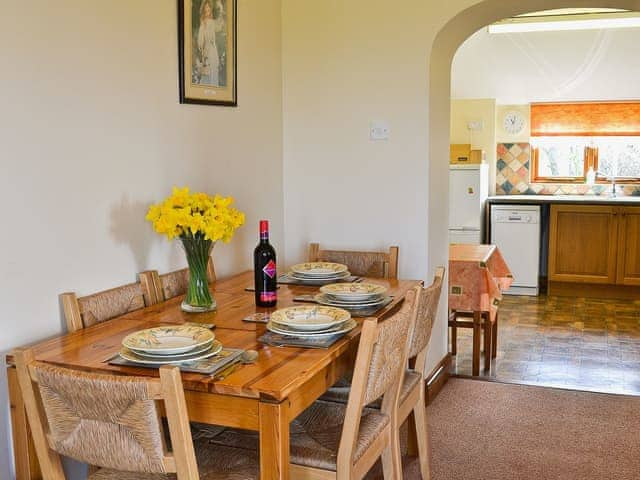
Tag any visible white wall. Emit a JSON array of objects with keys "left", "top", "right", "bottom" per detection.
[
  {"left": 453, "top": 24, "right": 640, "bottom": 104},
  {"left": 0, "top": 1, "right": 283, "bottom": 477}
]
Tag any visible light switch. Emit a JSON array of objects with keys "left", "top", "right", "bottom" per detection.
[{"left": 369, "top": 121, "right": 390, "bottom": 141}]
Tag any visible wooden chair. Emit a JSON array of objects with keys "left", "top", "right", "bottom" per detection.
[
  {"left": 320, "top": 267, "right": 446, "bottom": 480},
  {"left": 140, "top": 257, "right": 216, "bottom": 305},
  {"left": 308, "top": 242, "right": 399, "bottom": 279},
  {"left": 60, "top": 281, "right": 146, "bottom": 334},
  {"left": 448, "top": 309, "right": 498, "bottom": 375},
  {"left": 13, "top": 347, "right": 258, "bottom": 480},
  {"left": 204, "top": 286, "right": 420, "bottom": 479}
]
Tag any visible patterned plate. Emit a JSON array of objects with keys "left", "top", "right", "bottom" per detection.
[
  {"left": 123, "top": 325, "right": 215, "bottom": 355},
  {"left": 289, "top": 262, "right": 349, "bottom": 276},
  {"left": 119, "top": 340, "right": 223, "bottom": 365},
  {"left": 320, "top": 282, "right": 387, "bottom": 300},
  {"left": 267, "top": 319, "right": 357, "bottom": 337},
  {"left": 133, "top": 341, "right": 213, "bottom": 359},
  {"left": 314, "top": 293, "right": 388, "bottom": 308},
  {"left": 288, "top": 270, "right": 351, "bottom": 282},
  {"left": 271, "top": 305, "right": 351, "bottom": 331}
]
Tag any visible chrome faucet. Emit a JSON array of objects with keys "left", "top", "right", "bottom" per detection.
[{"left": 597, "top": 171, "right": 617, "bottom": 198}]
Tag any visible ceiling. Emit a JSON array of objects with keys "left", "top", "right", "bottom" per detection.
[{"left": 451, "top": 24, "right": 640, "bottom": 104}]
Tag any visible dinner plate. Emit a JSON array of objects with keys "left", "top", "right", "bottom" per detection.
[
  {"left": 123, "top": 325, "right": 215, "bottom": 355},
  {"left": 267, "top": 318, "right": 357, "bottom": 337},
  {"left": 320, "top": 282, "right": 387, "bottom": 300},
  {"left": 270, "top": 318, "right": 348, "bottom": 334},
  {"left": 314, "top": 293, "right": 389, "bottom": 308},
  {"left": 287, "top": 270, "right": 351, "bottom": 282},
  {"left": 119, "top": 340, "right": 223, "bottom": 365},
  {"left": 271, "top": 305, "right": 351, "bottom": 331},
  {"left": 289, "top": 262, "right": 349, "bottom": 276},
  {"left": 132, "top": 341, "right": 213, "bottom": 359}
]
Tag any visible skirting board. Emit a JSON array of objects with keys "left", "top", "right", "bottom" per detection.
[{"left": 425, "top": 353, "right": 451, "bottom": 405}]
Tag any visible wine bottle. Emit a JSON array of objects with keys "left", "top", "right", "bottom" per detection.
[{"left": 254, "top": 220, "right": 277, "bottom": 307}]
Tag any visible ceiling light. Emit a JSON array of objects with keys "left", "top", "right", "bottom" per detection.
[{"left": 488, "top": 12, "right": 640, "bottom": 34}]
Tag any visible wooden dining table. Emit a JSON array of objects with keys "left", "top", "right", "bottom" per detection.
[{"left": 7, "top": 270, "right": 420, "bottom": 480}]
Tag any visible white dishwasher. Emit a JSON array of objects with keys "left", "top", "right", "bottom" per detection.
[{"left": 490, "top": 205, "right": 540, "bottom": 296}]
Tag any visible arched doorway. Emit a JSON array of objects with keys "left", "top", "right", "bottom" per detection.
[{"left": 425, "top": 0, "right": 640, "bottom": 375}]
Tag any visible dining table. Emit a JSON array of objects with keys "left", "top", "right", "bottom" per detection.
[{"left": 6, "top": 270, "right": 420, "bottom": 480}]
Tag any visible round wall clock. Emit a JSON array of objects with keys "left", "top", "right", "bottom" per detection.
[{"left": 503, "top": 111, "right": 526, "bottom": 135}]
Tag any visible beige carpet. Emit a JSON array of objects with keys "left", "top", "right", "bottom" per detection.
[{"left": 369, "top": 378, "right": 640, "bottom": 479}]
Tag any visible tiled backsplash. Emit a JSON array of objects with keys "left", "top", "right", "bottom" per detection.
[{"left": 496, "top": 143, "right": 640, "bottom": 196}]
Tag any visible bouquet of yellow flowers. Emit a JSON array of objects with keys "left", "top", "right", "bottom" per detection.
[
  {"left": 146, "top": 186, "right": 245, "bottom": 242},
  {"left": 146, "top": 187, "right": 245, "bottom": 312}
]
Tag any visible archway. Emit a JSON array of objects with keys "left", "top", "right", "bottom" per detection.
[{"left": 425, "top": 0, "right": 640, "bottom": 372}]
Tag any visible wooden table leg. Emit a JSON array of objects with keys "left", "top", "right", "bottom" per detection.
[
  {"left": 259, "top": 400, "right": 290, "bottom": 480},
  {"left": 7, "top": 366, "right": 41, "bottom": 480},
  {"left": 472, "top": 311, "right": 481, "bottom": 376},
  {"left": 492, "top": 312, "right": 499, "bottom": 359},
  {"left": 483, "top": 315, "right": 492, "bottom": 372}
]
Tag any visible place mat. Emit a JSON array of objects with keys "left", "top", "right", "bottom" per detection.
[
  {"left": 258, "top": 331, "right": 347, "bottom": 349},
  {"left": 276, "top": 274, "right": 362, "bottom": 286},
  {"left": 107, "top": 348, "right": 244, "bottom": 375},
  {"left": 292, "top": 295, "right": 394, "bottom": 317}
]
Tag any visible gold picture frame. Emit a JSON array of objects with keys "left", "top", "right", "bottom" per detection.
[{"left": 178, "top": 0, "right": 237, "bottom": 106}]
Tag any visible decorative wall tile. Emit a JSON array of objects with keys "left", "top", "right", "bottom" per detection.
[{"left": 495, "top": 142, "right": 640, "bottom": 197}]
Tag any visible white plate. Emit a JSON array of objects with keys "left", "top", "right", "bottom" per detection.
[
  {"left": 288, "top": 271, "right": 351, "bottom": 282},
  {"left": 314, "top": 293, "right": 388, "bottom": 308},
  {"left": 271, "top": 305, "right": 351, "bottom": 331},
  {"left": 123, "top": 325, "right": 215, "bottom": 355},
  {"left": 267, "top": 318, "right": 357, "bottom": 337},
  {"left": 132, "top": 341, "right": 213, "bottom": 359},
  {"left": 119, "top": 340, "right": 223, "bottom": 365},
  {"left": 270, "top": 318, "right": 348, "bottom": 334},
  {"left": 320, "top": 282, "right": 387, "bottom": 300},
  {"left": 290, "top": 262, "right": 349, "bottom": 276}
]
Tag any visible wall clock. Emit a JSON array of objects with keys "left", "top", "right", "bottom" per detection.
[{"left": 503, "top": 111, "right": 526, "bottom": 135}]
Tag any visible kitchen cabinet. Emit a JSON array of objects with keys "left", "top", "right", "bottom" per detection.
[
  {"left": 549, "top": 204, "right": 640, "bottom": 286},
  {"left": 616, "top": 207, "right": 640, "bottom": 286}
]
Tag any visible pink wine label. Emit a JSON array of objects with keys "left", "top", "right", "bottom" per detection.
[
  {"left": 263, "top": 260, "right": 276, "bottom": 278},
  {"left": 260, "top": 291, "right": 277, "bottom": 302}
]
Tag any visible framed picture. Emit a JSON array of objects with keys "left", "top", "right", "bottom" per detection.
[{"left": 178, "top": 0, "right": 237, "bottom": 106}]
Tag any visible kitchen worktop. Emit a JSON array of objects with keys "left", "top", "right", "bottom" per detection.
[{"left": 488, "top": 195, "right": 640, "bottom": 205}]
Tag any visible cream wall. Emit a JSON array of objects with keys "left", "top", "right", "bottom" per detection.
[
  {"left": 450, "top": 99, "right": 497, "bottom": 193},
  {"left": 0, "top": 1, "right": 282, "bottom": 478}
]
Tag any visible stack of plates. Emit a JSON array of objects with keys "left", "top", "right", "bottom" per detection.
[
  {"left": 315, "top": 283, "right": 389, "bottom": 309},
  {"left": 287, "top": 262, "right": 351, "bottom": 283},
  {"left": 119, "top": 325, "right": 222, "bottom": 364},
  {"left": 266, "top": 306, "right": 356, "bottom": 337}
]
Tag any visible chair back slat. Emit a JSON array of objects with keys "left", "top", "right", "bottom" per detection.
[
  {"left": 308, "top": 243, "right": 399, "bottom": 279},
  {"left": 151, "top": 257, "right": 216, "bottom": 303},
  {"left": 408, "top": 266, "right": 445, "bottom": 360},
  {"left": 362, "top": 287, "right": 419, "bottom": 405}
]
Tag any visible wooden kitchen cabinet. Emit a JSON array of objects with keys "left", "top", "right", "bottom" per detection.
[
  {"left": 549, "top": 203, "right": 640, "bottom": 288},
  {"left": 616, "top": 206, "right": 640, "bottom": 286},
  {"left": 549, "top": 204, "right": 618, "bottom": 284}
]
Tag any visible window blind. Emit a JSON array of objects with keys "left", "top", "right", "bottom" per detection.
[{"left": 530, "top": 102, "right": 640, "bottom": 137}]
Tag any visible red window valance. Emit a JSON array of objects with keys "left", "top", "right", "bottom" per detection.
[{"left": 530, "top": 102, "right": 640, "bottom": 136}]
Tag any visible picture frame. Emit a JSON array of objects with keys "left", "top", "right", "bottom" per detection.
[{"left": 178, "top": 0, "right": 237, "bottom": 106}]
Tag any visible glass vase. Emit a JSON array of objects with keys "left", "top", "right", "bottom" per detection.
[{"left": 180, "top": 234, "right": 216, "bottom": 312}]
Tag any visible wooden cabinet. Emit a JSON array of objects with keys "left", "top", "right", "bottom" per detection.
[
  {"left": 549, "top": 204, "right": 640, "bottom": 287},
  {"left": 616, "top": 207, "right": 640, "bottom": 286}
]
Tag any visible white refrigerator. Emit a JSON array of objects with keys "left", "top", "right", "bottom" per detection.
[{"left": 449, "top": 164, "right": 489, "bottom": 244}]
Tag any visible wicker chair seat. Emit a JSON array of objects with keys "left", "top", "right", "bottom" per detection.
[
  {"left": 320, "top": 370, "right": 422, "bottom": 406},
  {"left": 202, "top": 400, "right": 389, "bottom": 472},
  {"left": 90, "top": 442, "right": 258, "bottom": 480}
]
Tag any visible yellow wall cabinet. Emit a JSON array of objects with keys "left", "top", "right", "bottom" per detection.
[{"left": 549, "top": 204, "right": 640, "bottom": 286}]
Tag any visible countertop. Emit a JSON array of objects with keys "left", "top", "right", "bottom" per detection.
[{"left": 487, "top": 195, "right": 640, "bottom": 205}]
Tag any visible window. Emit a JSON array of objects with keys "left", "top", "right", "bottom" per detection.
[{"left": 530, "top": 102, "right": 640, "bottom": 182}]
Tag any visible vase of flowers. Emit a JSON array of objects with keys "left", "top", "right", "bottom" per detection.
[{"left": 146, "top": 187, "right": 245, "bottom": 312}]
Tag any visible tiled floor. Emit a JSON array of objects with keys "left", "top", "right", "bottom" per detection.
[{"left": 450, "top": 294, "right": 640, "bottom": 395}]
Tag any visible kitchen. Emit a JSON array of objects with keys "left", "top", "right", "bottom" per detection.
[{"left": 448, "top": 9, "right": 640, "bottom": 395}]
